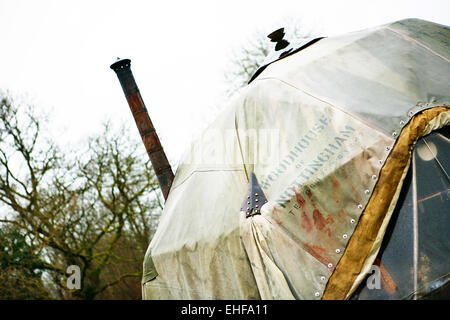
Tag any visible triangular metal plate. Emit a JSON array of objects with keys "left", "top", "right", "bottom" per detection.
[{"left": 240, "top": 172, "right": 268, "bottom": 218}]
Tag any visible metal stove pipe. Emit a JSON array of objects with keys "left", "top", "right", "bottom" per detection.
[{"left": 110, "top": 58, "right": 174, "bottom": 201}]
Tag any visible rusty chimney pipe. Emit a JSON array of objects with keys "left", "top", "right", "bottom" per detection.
[{"left": 110, "top": 58, "right": 174, "bottom": 201}]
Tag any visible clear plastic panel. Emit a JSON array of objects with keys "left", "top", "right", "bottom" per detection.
[
  {"left": 351, "top": 127, "right": 450, "bottom": 299},
  {"left": 351, "top": 165, "right": 414, "bottom": 300},
  {"left": 414, "top": 129, "right": 450, "bottom": 298}
]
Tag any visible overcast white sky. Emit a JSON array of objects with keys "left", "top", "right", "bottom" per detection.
[{"left": 0, "top": 0, "right": 449, "bottom": 165}]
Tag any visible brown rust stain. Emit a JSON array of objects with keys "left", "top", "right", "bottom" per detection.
[
  {"left": 313, "top": 209, "right": 327, "bottom": 230},
  {"left": 340, "top": 166, "right": 362, "bottom": 204},
  {"left": 337, "top": 209, "right": 346, "bottom": 221},
  {"left": 295, "top": 190, "right": 313, "bottom": 233},
  {"left": 304, "top": 187, "right": 320, "bottom": 210},
  {"left": 330, "top": 174, "right": 342, "bottom": 205},
  {"left": 329, "top": 173, "right": 348, "bottom": 223},
  {"left": 307, "top": 187, "right": 335, "bottom": 236},
  {"left": 295, "top": 192, "right": 306, "bottom": 208},
  {"left": 326, "top": 215, "right": 335, "bottom": 225},
  {"left": 295, "top": 186, "right": 336, "bottom": 237},
  {"left": 267, "top": 199, "right": 334, "bottom": 268},
  {"left": 271, "top": 207, "right": 283, "bottom": 226},
  {"left": 301, "top": 211, "right": 313, "bottom": 233},
  {"left": 325, "top": 216, "right": 335, "bottom": 237},
  {"left": 303, "top": 242, "right": 332, "bottom": 267},
  {"left": 313, "top": 209, "right": 334, "bottom": 237},
  {"left": 374, "top": 258, "right": 397, "bottom": 295},
  {"left": 331, "top": 175, "right": 340, "bottom": 188},
  {"left": 305, "top": 188, "right": 318, "bottom": 210}
]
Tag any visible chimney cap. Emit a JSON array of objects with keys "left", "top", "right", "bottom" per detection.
[{"left": 110, "top": 58, "right": 131, "bottom": 72}]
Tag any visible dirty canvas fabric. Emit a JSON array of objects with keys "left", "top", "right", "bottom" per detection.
[{"left": 142, "top": 18, "right": 450, "bottom": 300}]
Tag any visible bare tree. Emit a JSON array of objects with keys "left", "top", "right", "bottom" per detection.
[{"left": 0, "top": 93, "right": 162, "bottom": 299}]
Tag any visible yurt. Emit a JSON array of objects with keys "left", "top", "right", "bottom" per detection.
[{"left": 141, "top": 18, "right": 450, "bottom": 300}]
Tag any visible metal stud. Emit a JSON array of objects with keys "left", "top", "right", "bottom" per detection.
[
  {"left": 255, "top": 193, "right": 258, "bottom": 196},
  {"left": 364, "top": 189, "right": 370, "bottom": 195},
  {"left": 372, "top": 175, "right": 377, "bottom": 180},
  {"left": 343, "top": 234, "right": 348, "bottom": 239},
  {"left": 255, "top": 199, "right": 259, "bottom": 202},
  {"left": 357, "top": 204, "right": 363, "bottom": 209},
  {"left": 392, "top": 132, "right": 397, "bottom": 137},
  {"left": 328, "top": 263, "right": 333, "bottom": 268},
  {"left": 350, "top": 218, "right": 356, "bottom": 224},
  {"left": 320, "top": 276, "right": 326, "bottom": 281},
  {"left": 315, "top": 292, "right": 320, "bottom": 297},
  {"left": 400, "top": 120, "right": 405, "bottom": 125},
  {"left": 335, "top": 249, "right": 341, "bottom": 254},
  {"left": 386, "top": 146, "right": 391, "bottom": 151}
]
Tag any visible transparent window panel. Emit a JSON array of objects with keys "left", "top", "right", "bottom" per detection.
[
  {"left": 351, "top": 126, "right": 449, "bottom": 300},
  {"left": 351, "top": 167, "right": 414, "bottom": 300},
  {"left": 414, "top": 129, "right": 450, "bottom": 299}
]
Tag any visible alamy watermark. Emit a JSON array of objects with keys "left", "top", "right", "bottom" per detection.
[
  {"left": 66, "top": 265, "right": 81, "bottom": 290},
  {"left": 183, "top": 128, "right": 280, "bottom": 165},
  {"left": 366, "top": 265, "right": 381, "bottom": 290}
]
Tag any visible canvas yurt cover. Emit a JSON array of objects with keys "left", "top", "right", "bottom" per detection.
[{"left": 142, "top": 18, "right": 450, "bottom": 300}]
